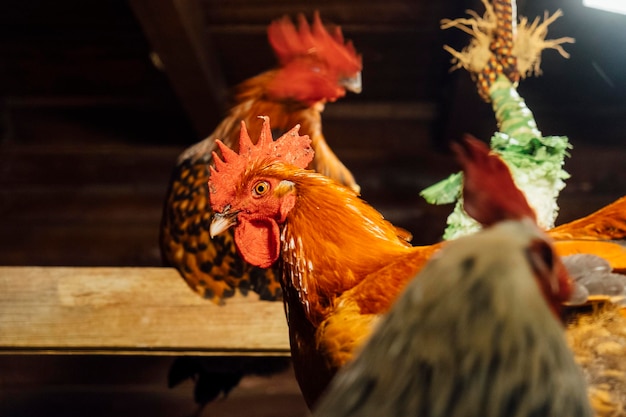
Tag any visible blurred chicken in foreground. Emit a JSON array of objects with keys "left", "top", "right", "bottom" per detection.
[
  {"left": 312, "top": 135, "right": 593, "bottom": 417},
  {"left": 161, "top": 11, "right": 362, "bottom": 303}
]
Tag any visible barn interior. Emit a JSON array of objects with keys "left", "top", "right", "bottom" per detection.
[{"left": 1, "top": 0, "right": 625, "bottom": 415}]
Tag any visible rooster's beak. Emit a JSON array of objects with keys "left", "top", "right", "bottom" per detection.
[
  {"left": 340, "top": 72, "right": 362, "bottom": 94},
  {"left": 210, "top": 209, "right": 239, "bottom": 238}
]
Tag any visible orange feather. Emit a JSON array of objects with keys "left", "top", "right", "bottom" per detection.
[{"left": 549, "top": 196, "right": 626, "bottom": 272}]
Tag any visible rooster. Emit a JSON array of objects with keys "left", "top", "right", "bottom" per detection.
[
  {"left": 312, "top": 135, "right": 593, "bottom": 417},
  {"left": 208, "top": 116, "right": 446, "bottom": 406},
  {"left": 161, "top": 11, "right": 362, "bottom": 303}
]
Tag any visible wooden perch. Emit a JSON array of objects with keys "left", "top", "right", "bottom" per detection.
[{"left": 0, "top": 267, "right": 289, "bottom": 356}]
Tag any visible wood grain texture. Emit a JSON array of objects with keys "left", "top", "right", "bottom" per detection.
[{"left": 0, "top": 267, "right": 289, "bottom": 355}]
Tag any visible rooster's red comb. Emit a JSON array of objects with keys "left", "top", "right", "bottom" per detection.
[
  {"left": 454, "top": 135, "right": 537, "bottom": 226},
  {"left": 208, "top": 116, "right": 313, "bottom": 211},
  {"left": 268, "top": 11, "right": 362, "bottom": 75}
]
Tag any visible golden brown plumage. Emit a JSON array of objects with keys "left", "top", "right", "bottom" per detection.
[
  {"left": 208, "top": 118, "right": 441, "bottom": 405},
  {"left": 566, "top": 305, "right": 626, "bottom": 417},
  {"left": 161, "top": 12, "right": 362, "bottom": 302}
]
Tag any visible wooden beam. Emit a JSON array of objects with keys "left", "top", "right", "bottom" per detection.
[
  {"left": 129, "top": 0, "right": 228, "bottom": 138},
  {"left": 0, "top": 267, "right": 289, "bottom": 355}
]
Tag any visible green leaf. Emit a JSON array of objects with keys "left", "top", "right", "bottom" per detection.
[{"left": 420, "top": 172, "right": 462, "bottom": 205}]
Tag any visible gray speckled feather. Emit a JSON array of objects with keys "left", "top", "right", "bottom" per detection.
[
  {"left": 563, "top": 254, "right": 626, "bottom": 304},
  {"left": 313, "top": 220, "right": 592, "bottom": 417}
]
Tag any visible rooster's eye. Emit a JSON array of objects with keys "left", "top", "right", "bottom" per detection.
[{"left": 253, "top": 181, "right": 270, "bottom": 197}]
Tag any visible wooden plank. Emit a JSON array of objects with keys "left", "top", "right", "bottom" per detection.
[
  {"left": 129, "top": 0, "right": 228, "bottom": 138},
  {"left": 0, "top": 267, "right": 289, "bottom": 355}
]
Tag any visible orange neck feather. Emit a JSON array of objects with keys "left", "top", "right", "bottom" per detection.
[{"left": 281, "top": 171, "right": 412, "bottom": 324}]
